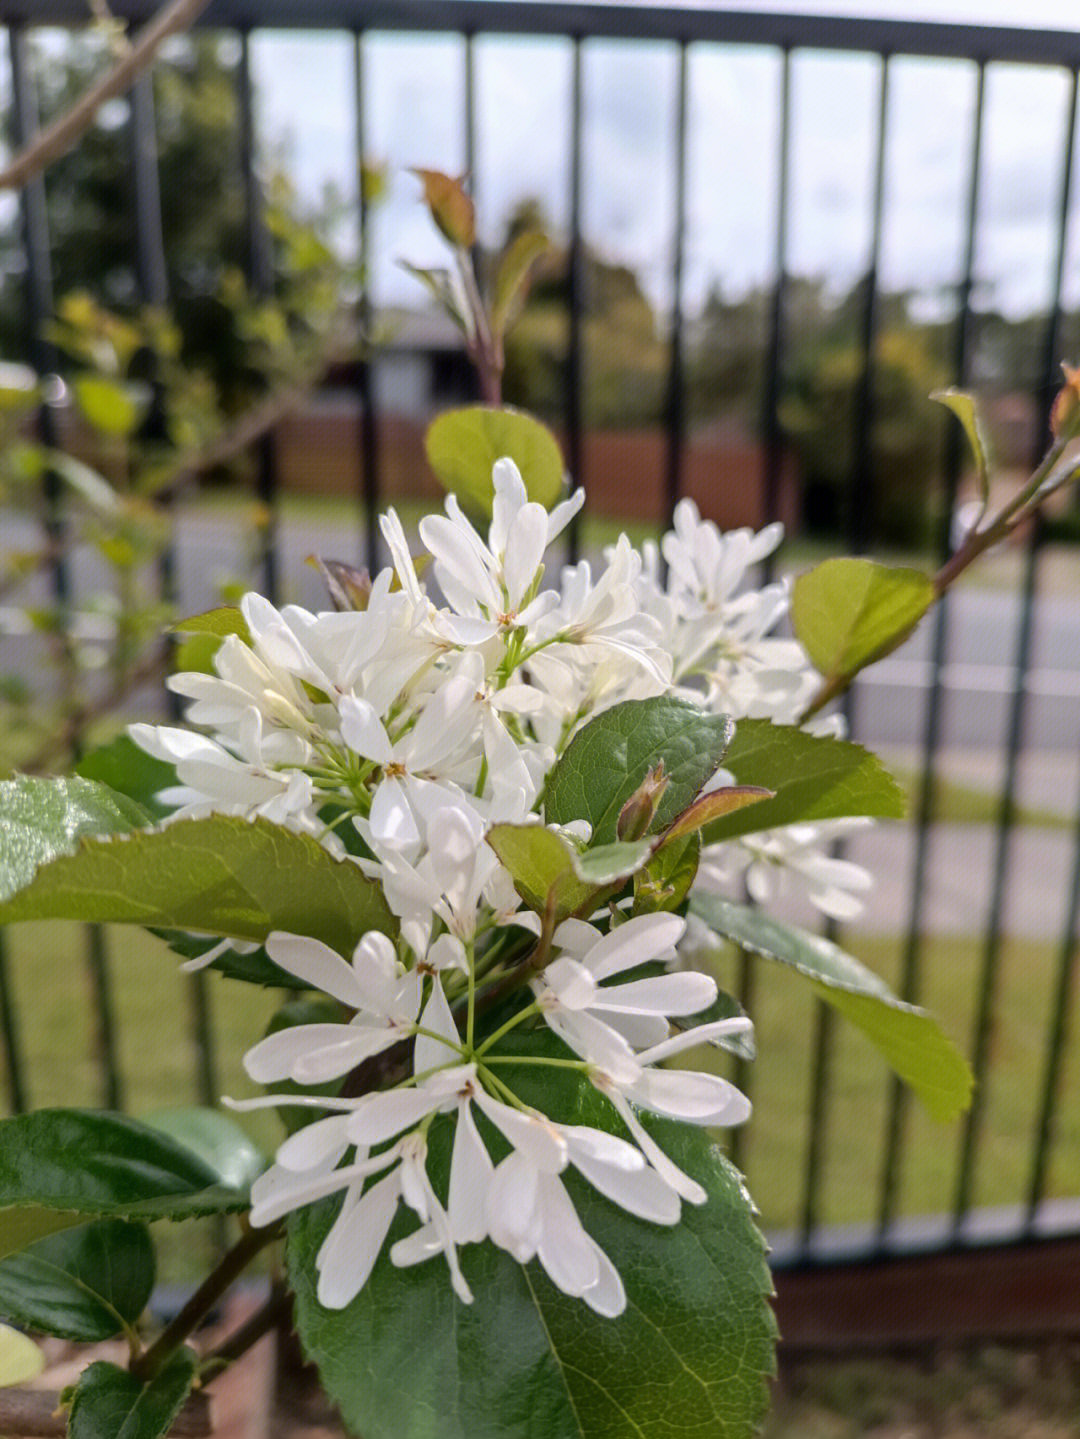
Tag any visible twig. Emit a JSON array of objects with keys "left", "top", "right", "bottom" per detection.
[
  {"left": 201, "top": 1284, "right": 293, "bottom": 1372},
  {"left": 0, "top": 1388, "right": 212, "bottom": 1437},
  {"left": 0, "top": 0, "right": 213, "bottom": 194}
]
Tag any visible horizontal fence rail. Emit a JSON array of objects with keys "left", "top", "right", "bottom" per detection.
[{"left": 2, "top": 0, "right": 1080, "bottom": 1301}]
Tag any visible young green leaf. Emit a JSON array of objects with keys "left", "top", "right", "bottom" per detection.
[
  {"left": 75, "top": 737, "right": 178, "bottom": 821},
  {"left": 66, "top": 1348, "right": 200, "bottom": 1439},
  {"left": 172, "top": 605, "right": 250, "bottom": 674},
  {"left": 0, "top": 813, "right": 396, "bottom": 955},
  {"left": 0, "top": 776, "right": 151, "bottom": 904},
  {"left": 491, "top": 230, "right": 549, "bottom": 340},
  {"left": 0, "top": 1219, "right": 154, "bottom": 1342},
  {"left": 633, "top": 831, "right": 700, "bottom": 915},
  {"left": 791, "top": 558, "right": 935, "bottom": 687},
  {"left": 425, "top": 405, "right": 564, "bottom": 515},
  {"left": 486, "top": 824, "right": 650, "bottom": 922},
  {"left": 0, "top": 1110, "right": 247, "bottom": 1262},
  {"left": 699, "top": 720, "right": 904, "bottom": 845},
  {"left": 0, "top": 1323, "right": 45, "bottom": 1387},
  {"left": 932, "top": 387, "right": 990, "bottom": 505},
  {"left": 141, "top": 1110, "right": 265, "bottom": 1195},
  {"left": 545, "top": 697, "right": 735, "bottom": 847},
  {"left": 288, "top": 1081, "right": 775, "bottom": 1439},
  {"left": 412, "top": 168, "right": 476, "bottom": 249},
  {"left": 72, "top": 375, "right": 149, "bottom": 439},
  {"left": 690, "top": 895, "right": 973, "bottom": 1121},
  {"left": 660, "top": 785, "right": 772, "bottom": 843}
]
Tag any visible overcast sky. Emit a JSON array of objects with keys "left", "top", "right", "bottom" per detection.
[{"left": 246, "top": 4, "right": 1080, "bottom": 321}]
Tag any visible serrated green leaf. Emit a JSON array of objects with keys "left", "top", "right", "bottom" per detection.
[
  {"left": 141, "top": 1110, "right": 264, "bottom": 1195},
  {"left": 546, "top": 698, "right": 735, "bottom": 848},
  {"left": 791, "top": 558, "right": 935, "bottom": 685},
  {"left": 0, "top": 813, "right": 396, "bottom": 955},
  {"left": 0, "top": 1111, "right": 246, "bottom": 1257},
  {"left": 66, "top": 1348, "right": 199, "bottom": 1439},
  {"left": 700, "top": 720, "right": 904, "bottom": 845},
  {"left": 0, "top": 1209, "right": 87, "bottom": 1262},
  {"left": 633, "top": 831, "right": 700, "bottom": 915},
  {"left": 0, "top": 1219, "right": 154, "bottom": 1341},
  {"left": 72, "top": 375, "right": 148, "bottom": 439},
  {"left": 932, "top": 387, "right": 990, "bottom": 505},
  {"left": 0, "top": 1323, "right": 44, "bottom": 1386},
  {"left": 288, "top": 1066, "right": 775, "bottom": 1439},
  {"left": 75, "top": 738, "right": 178, "bottom": 822},
  {"left": 425, "top": 405, "right": 564, "bottom": 516},
  {"left": 690, "top": 896, "right": 972, "bottom": 1121},
  {"left": 0, "top": 777, "right": 151, "bottom": 904}
]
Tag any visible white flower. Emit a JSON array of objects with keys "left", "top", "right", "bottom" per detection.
[{"left": 696, "top": 818, "right": 874, "bottom": 921}]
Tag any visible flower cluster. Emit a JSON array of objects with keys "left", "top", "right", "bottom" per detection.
[{"left": 132, "top": 461, "right": 872, "bottom": 1315}]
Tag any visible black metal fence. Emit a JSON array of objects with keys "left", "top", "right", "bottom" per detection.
[{"left": 4, "top": 1, "right": 1080, "bottom": 1284}]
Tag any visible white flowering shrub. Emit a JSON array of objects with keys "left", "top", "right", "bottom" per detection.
[{"left": 2, "top": 174, "right": 1075, "bottom": 1439}]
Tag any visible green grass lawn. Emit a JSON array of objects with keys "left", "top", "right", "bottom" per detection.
[{"left": 3, "top": 921, "right": 1078, "bottom": 1250}]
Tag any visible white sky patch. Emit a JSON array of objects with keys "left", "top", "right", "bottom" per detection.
[{"left": 245, "top": 8, "right": 1080, "bottom": 321}]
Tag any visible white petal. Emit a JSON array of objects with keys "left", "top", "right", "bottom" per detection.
[
  {"left": 636, "top": 1017, "right": 754, "bottom": 1066},
  {"left": 502, "top": 502, "right": 548, "bottom": 609},
  {"left": 264, "top": 932, "right": 365, "bottom": 1008},
  {"left": 580, "top": 1239, "right": 626, "bottom": 1317},
  {"left": 629, "top": 1067, "right": 751, "bottom": 1127},
  {"left": 591, "top": 971, "right": 717, "bottom": 1017},
  {"left": 473, "top": 1091, "right": 567, "bottom": 1173},
  {"left": 345, "top": 1087, "right": 446, "bottom": 1146},
  {"left": 243, "top": 1023, "right": 356, "bottom": 1084},
  {"left": 569, "top": 1143, "right": 680, "bottom": 1225},
  {"left": 584, "top": 913, "right": 685, "bottom": 981},
  {"left": 448, "top": 1101, "right": 494, "bottom": 1243},
  {"left": 316, "top": 1168, "right": 402, "bottom": 1308},
  {"left": 535, "top": 1175, "right": 600, "bottom": 1297},
  {"left": 600, "top": 1086, "right": 706, "bottom": 1205},
  {"left": 485, "top": 1152, "right": 540, "bottom": 1262},
  {"left": 413, "top": 980, "right": 462, "bottom": 1077},
  {"left": 543, "top": 956, "right": 598, "bottom": 1010},
  {"left": 339, "top": 695, "right": 394, "bottom": 765},
  {"left": 274, "top": 1114, "right": 352, "bottom": 1173}
]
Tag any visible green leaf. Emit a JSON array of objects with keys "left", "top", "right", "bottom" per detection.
[
  {"left": 141, "top": 1110, "right": 265, "bottom": 1195},
  {"left": 633, "top": 831, "right": 700, "bottom": 915},
  {"left": 154, "top": 932, "right": 306, "bottom": 989},
  {"left": 0, "top": 1323, "right": 45, "bottom": 1386},
  {"left": 932, "top": 387, "right": 990, "bottom": 505},
  {"left": 66, "top": 1348, "right": 199, "bottom": 1439},
  {"left": 0, "top": 777, "right": 151, "bottom": 905},
  {"left": 288, "top": 1080, "right": 776, "bottom": 1439},
  {"left": 75, "top": 737, "right": 178, "bottom": 821},
  {"left": 0, "top": 813, "right": 396, "bottom": 955},
  {"left": 413, "top": 168, "right": 476, "bottom": 249},
  {"left": 0, "top": 1209, "right": 88, "bottom": 1263},
  {"left": 791, "top": 558, "right": 935, "bottom": 686},
  {"left": 545, "top": 697, "right": 735, "bottom": 848},
  {"left": 690, "top": 896, "right": 972, "bottom": 1121},
  {"left": 72, "top": 375, "right": 149, "bottom": 439},
  {"left": 0, "top": 1219, "right": 154, "bottom": 1341},
  {"left": 661, "top": 786, "right": 773, "bottom": 843},
  {"left": 172, "top": 605, "right": 250, "bottom": 674},
  {"left": 491, "top": 230, "right": 549, "bottom": 339},
  {"left": 700, "top": 720, "right": 904, "bottom": 845},
  {"left": 486, "top": 824, "right": 649, "bottom": 924},
  {"left": 570, "top": 839, "right": 653, "bottom": 886},
  {"left": 425, "top": 405, "right": 564, "bottom": 515},
  {"left": 0, "top": 1111, "right": 247, "bottom": 1243}
]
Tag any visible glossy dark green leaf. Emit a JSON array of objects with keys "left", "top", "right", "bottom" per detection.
[
  {"left": 0, "top": 813, "right": 396, "bottom": 955},
  {"left": 288, "top": 1063, "right": 775, "bottom": 1439},
  {"left": 0, "top": 1219, "right": 154, "bottom": 1341},
  {"left": 545, "top": 698, "right": 735, "bottom": 847},
  {"left": 141, "top": 1110, "right": 264, "bottom": 1195},
  {"left": 65, "top": 1348, "right": 199, "bottom": 1439},
  {"left": 791, "top": 558, "right": 934, "bottom": 687},
  {"left": 0, "top": 777, "right": 150, "bottom": 905},
  {"left": 425, "top": 405, "right": 564, "bottom": 515},
  {"left": 690, "top": 896, "right": 972, "bottom": 1121},
  {"left": 700, "top": 720, "right": 904, "bottom": 845},
  {"left": 0, "top": 1110, "right": 246, "bottom": 1261},
  {"left": 75, "top": 737, "right": 178, "bottom": 821}
]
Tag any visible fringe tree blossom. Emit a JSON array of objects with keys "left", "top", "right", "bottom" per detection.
[{"left": 135, "top": 471, "right": 872, "bottom": 1316}]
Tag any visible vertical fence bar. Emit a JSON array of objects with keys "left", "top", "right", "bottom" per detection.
[
  {"left": 662, "top": 39, "right": 689, "bottom": 535},
  {"left": 12, "top": 25, "right": 126, "bottom": 1112},
  {"left": 354, "top": 32, "right": 380, "bottom": 573},
  {"left": 798, "top": 54, "right": 891, "bottom": 1249},
  {"left": 0, "top": 932, "right": 27, "bottom": 1114},
  {"left": 730, "top": 45, "right": 791, "bottom": 1177},
  {"left": 236, "top": 28, "right": 279, "bottom": 602},
  {"left": 129, "top": 64, "right": 218, "bottom": 1110},
  {"left": 876, "top": 58, "right": 988, "bottom": 1242},
  {"left": 565, "top": 36, "right": 584, "bottom": 565},
  {"left": 1025, "top": 65, "right": 1080, "bottom": 1230}
]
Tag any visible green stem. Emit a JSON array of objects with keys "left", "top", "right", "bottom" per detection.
[{"left": 474, "top": 999, "right": 541, "bottom": 1058}]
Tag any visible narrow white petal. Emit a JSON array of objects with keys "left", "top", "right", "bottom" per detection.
[
  {"left": 502, "top": 503, "right": 548, "bottom": 609},
  {"left": 473, "top": 1091, "right": 567, "bottom": 1173},
  {"left": 485, "top": 1152, "right": 540, "bottom": 1262},
  {"left": 243, "top": 1023, "right": 356, "bottom": 1084},
  {"left": 629, "top": 1067, "right": 751, "bottom": 1126},
  {"left": 339, "top": 695, "right": 394, "bottom": 765},
  {"left": 535, "top": 1174, "right": 600, "bottom": 1297},
  {"left": 448, "top": 1101, "right": 494, "bottom": 1244},
  {"left": 591, "top": 972, "right": 717, "bottom": 1017},
  {"left": 580, "top": 1239, "right": 626, "bottom": 1317},
  {"left": 316, "top": 1168, "right": 402, "bottom": 1308},
  {"left": 585, "top": 913, "right": 685, "bottom": 981},
  {"left": 345, "top": 1087, "right": 446, "bottom": 1146},
  {"left": 274, "top": 1114, "right": 352, "bottom": 1173},
  {"left": 413, "top": 979, "right": 462, "bottom": 1077},
  {"left": 636, "top": 1017, "right": 754, "bottom": 1066},
  {"left": 264, "top": 932, "right": 365, "bottom": 1008},
  {"left": 600, "top": 1086, "right": 707, "bottom": 1205},
  {"left": 570, "top": 1145, "right": 680, "bottom": 1225}
]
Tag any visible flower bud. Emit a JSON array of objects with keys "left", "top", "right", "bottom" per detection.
[
  {"left": 1050, "top": 362, "right": 1080, "bottom": 441},
  {"left": 616, "top": 762, "right": 669, "bottom": 841}
]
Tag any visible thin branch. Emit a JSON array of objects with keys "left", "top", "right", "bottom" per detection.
[
  {"left": 0, "top": 1389, "right": 212, "bottom": 1437},
  {"left": 0, "top": 0, "right": 214, "bottom": 194}
]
